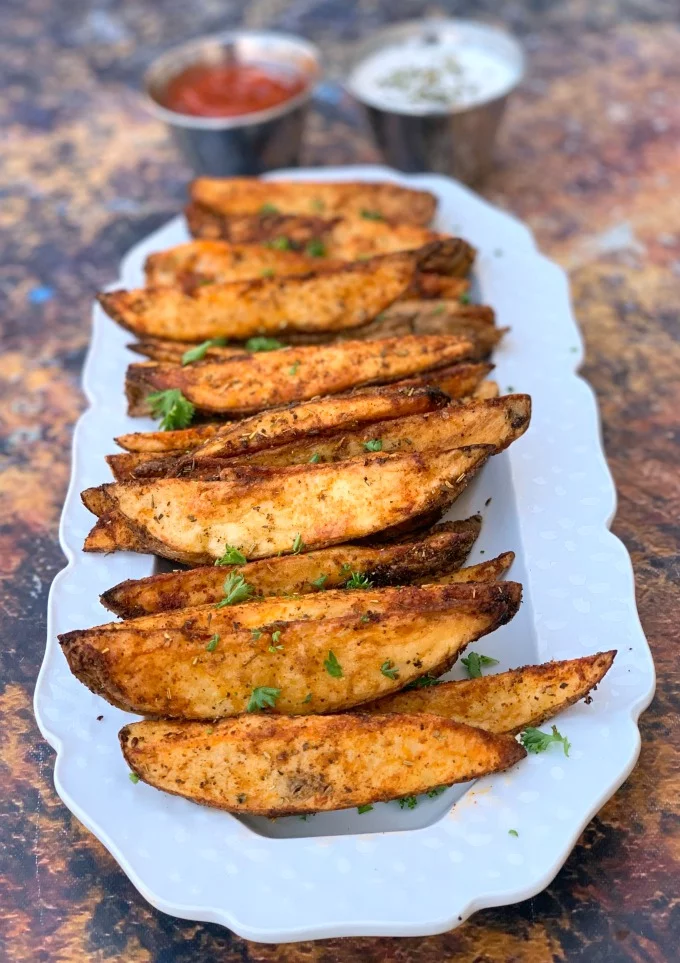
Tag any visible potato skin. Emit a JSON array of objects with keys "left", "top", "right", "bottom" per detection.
[
  {"left": 82, "top": 446, "right": 492, "bottom": 565},
  {"left": 365, "top": 652, "right": 616, "bottom": 734},
  {"left": 120, "top": 713, "right": 526, "bottom": 816},
  {"left": 100, "top": 517, "right": 482, "bottom": 617}
]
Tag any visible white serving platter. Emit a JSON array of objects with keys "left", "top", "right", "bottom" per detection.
[{"left": 35, "top": 165, "right": 655, "bottom": 942}]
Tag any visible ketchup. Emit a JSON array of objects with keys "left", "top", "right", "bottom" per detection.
[{"left": 162, "top": 61, "right": 308, "bottom": 117}]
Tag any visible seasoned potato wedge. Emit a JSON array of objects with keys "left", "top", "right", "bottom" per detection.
[
  {"left": 99, "top": 241, "right": 464, "bottom": 343},
  {"left": 471, "top": 380, "right": 499, "bottom": 399},
  {"left": 190, "top": 177, "right": 437, "bottom": 225},
  {"left": 100, "top": 518, "right": 482, "bottom": 617},
  {"left": 365, "top": 651, "right": 616, "bottom": 733},
  {"left": 82, "top": 445, "right": 492, "bottom": 564},
  {"left": 120, "top": 713, "right": 526, "bottom": 816},
  {"left": 60, "top": 582, "right": 522, "bottom": 718},
  {"left": 186, "top": 204, "right": 335, "bottom": 245},
  {"left": 114, "top": 421, "right": 224, "bottom": 454},
  {"left": 125, "top": 335, "right": 475, "bottom": 417},
  {"left": 111, "top": 395, "right": 530, "bottom": 481},
  {"left": 432, "top": 552, "right": 515, "bottom": 584},
  {"left": 109, "top": 383, "right": 449, "bottom": 480}
]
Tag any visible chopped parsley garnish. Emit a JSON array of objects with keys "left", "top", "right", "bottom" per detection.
[
  {"left": 363, "top": 438, "right": 383, "bottom": 452},
  {"left": 344, "top": 571, "right": 373, "bottom": 590},
  {"left": 245, "top": 336, "right": 285, "bottom": 352},
  {"left": 311, "top": 573, "right": 328, "bottom": 589},
  {"left": 324, "top": 650, "right": 343, "bottom": 678},
  {"left": 246, "top": 686, "right": 281, "bottom": 712},
  {"left": 251, "top": 628, "right": 263, "bottom": 641},
  {"left": 509, "top": 829, "right": 519, "bottom": 837},
  {"left": 181, "top": 338, "right": 228, "bottom": 365},
  {"left": 214, "top": 545, "right": 247, "bottom": 566},
  {"left": 305, "top": 239, "right": 326, "bottom": 257},
  {"left": 302, "top": 692, "right": 313, "bottom": 703},
  {"left": 461, "top": 652, "right": 499, "bottom": 678},
  {"left": 404, "top": 674, "right": 442, "bottom": 690},
  {"left": 309, "top": 452, "right": 321, "bottom": 464},
  {"left": 288, "top": 361, "right": 300, "bottom": 376},
  {"left": 268, "top": 629, "right": 283, "bottom": 652},
  {"left": 459, "top": 292, "right": 471, "bottom": 304},
  {"left": 310, "top": 198, "right": 325, "bottom": 212},
  {"left": 380, "top": 660, "right": 399, "bottom": 680},
  {"left": 206, "top": 634, "right": 220, "bottom": 652},
  {"left": 260, "top": 202, "right": 279, "bottom": 214},
  {"left": 128, "top": 772, "right": 140, "bottom": 784},
  {"left": 268, "top": 235, "right": 291, "bottom": 250},
  {"left": 360, "top": 208, "right": 384, "bottom": 221},
  {"left": 398, "top": 795, "right": 418, "bottom": 810},
  {"left": 357, "top": 804, "right": 373, "bottom": 814},
  {"left": 215, "top": 572, "right": 254, "bottom": 608},
  {"left": 521, "top": 725, "right": 571, "bottom": 757},
  {"left": 147, "top": 389, "right": 195, "bottom": 431},
  {"left": 292, "top": 533, "right": 304, "bottom": 554},
  {"left": 427, "top": 786, "right": 447, "bottom": 798},
  {"left": 261, "top": 268, "right": 275, "bottom": 278},
  {"left": 433, "top": 303, "right": 446, "bottom": 315}
]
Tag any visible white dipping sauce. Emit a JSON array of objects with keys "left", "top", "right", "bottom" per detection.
[{"left": 349, "top": 38, "right": 520, "bottom": 115}]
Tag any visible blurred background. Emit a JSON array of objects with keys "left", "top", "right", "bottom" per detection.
[{"left": 2, "top": 2, "right": 679, "bottom": 961}]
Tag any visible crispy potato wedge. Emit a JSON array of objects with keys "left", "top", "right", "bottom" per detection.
[
  {"left": 100, "top": 241, "right": 464, "bottom": 343},
  {"left": 114, "top": 394, "right": 530, "bottom": 480},
  {"left": 101, "top": 518, "right": 482, "bottom": 617},
  {"left": 82, "top": 446, "right": 492, "bottom": 564},
  {"left": 109, "top": 383, "right": 450, "bottom": 480},
  {"left": 190, "top": 178, "right": 437, "bottom": 225},
  {"left": 365, "top": 651, "right": 616, "bottom": 733},
  {"left": 432, "top": 552, "right": 515, "bottom": 584},
  {"left": 120, "top": 713, "right": 526, "bottom": 816},
  {"left": 471, "top": 380, "right": 499, "bottom": 399},
  {"left": 60, "top": 582, "right": 522, "bottom": 718},
  {"left": 186, "top": 204, "right": 336, "bottom": 245},
  {"left": 125, "top": 335, "right": 475, "bottom": 417}
]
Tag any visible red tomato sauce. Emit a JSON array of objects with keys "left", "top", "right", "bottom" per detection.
[{"left": 162, "top": 62, "right": 308, "bottom": 117}]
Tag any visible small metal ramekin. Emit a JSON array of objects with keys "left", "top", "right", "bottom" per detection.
[
  {"left": 345, "top": 19, "right": 525, "bottom": 185},
  {"left": 143, "top": 31, "right": 320, "bottom": 177}
]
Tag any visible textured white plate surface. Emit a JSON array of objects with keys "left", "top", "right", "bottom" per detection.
[{"left": 35, "top": 165, "right": 655, "bottom": 942}]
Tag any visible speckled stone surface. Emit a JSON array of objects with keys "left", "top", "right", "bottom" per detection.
[{"left": 1, "top": 2, "right": 679, "bottom": 960}]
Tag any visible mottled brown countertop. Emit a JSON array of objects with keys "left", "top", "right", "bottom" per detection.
[{"left": 1, "top": 2, "right": 679, "bottom": 960}]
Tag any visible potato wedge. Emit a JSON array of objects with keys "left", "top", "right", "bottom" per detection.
[
  {"left": 109, "top": 383, "right": 449, "bottom": 480},
  {"left": 432, "top": 552, "right": 515, "bottom": 584},
  {"left": 60, "top": 582, "right": 522, "bottom": 718},
  {"left": 99, "top": 241, "right": 464, "bottom": 343},
  {"left": 120, "top": 714, "right": 526, "bottom": 816},
  {"left": 113, "top": 394, "right": 530, "bottom": 481},
  {"left": 364, "top": 651, "right": 616, "bottom": 733},
  {"left": 186, "top": 204, "right": 336, "bottom": 245},
  {"left": 82, "top": 446, "right": 492, "bottom": 564},
  {"left": 471, "top": 380, "right": 499, "bottom": 399},
  {"left": 190, "top": 178, "right": 437, "bottom": 225},
  {"left": 100, "top": 518, "right": 482, "bottom": 617},
  {"left": 114, "top": 421, "right": 224, "bottom": 454},
  {"left": 125, "top": 335, "right": 475, "bottom": 417}
]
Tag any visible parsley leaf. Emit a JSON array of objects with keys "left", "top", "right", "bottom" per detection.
[
  {"left": 360, "top": 208, "right": 384, "bottom": 221},
  {"left": 305, "top": 239, "right": 326, "bottom": 257},
  {"left": 292, "top": 533, "right": 304, "bottom": 554},
  {"left": 245, "top": 336, "right": 285, "bottom": 352},
  {"left": 251, "top": 628, "right": 263, "bottom": 641},
  {"left": 206, "top": 634, "right": 220, "bottom": 652},
  {"left": 357, "top": 804, "right": 373, "bottom": 814},
  {"left": 215, "top": 572, "right": 254, "bottom": 607},
  {"left": 363, "top": 438, "right": 382, "bottom": 452},
  {"left": 311, "top": 573, "right": 328, "bottom": 589},
  {"left": 345, "top": 571, "right": 373, "bottom": 590},
  {"left": 404, "top": 674, "right": 442, "bottom": 690},
  {"left": 289, "top": 361, "right": 300, "bottom": 376},
  {"left": 509, "top": 829, "right": 519, "bottom": 837},
  {"left": 147, "top": 389, "right": 195, "bottom": 431},
  {"left": 129, "top": 772, "right": 140, "bottom": 784},
  {"left": 521, "top": 725, "right": 571, "bottom": 756},
  {"left": 380, "top": 659, "right": 399, "bottom": 680},
  {"left": 181, "top": 338, "right": 228, "bottom": 365},
  {"left": 427, "top": 786, "right": 447, "bottom": 798},
  {"left": 461, "top": 652, "right": 499, "bottom": 678},
  {"left": 398, "top": 795, "right": 418, "bottom": 810},
  {"left": 268, "top": 629, "right": 283, "bottom": 652},
  {"left": 261, "top": 268, "right": 275, "bottom": 278},
  {"left": 260, "top": 202, "right": 279, "bottom": 214},
  {"left": 268, "top": 235, "right": 291, "bottom": 250},
  {"left": 433, "top": 304, "right": 446, "bottom": 315},
  {"left": 309, "top": 452, "right": 321, "bottom": 464},
  {"left": 310, "top": 198, "right": 325, "bottom": 212},
  {"left": 324, "top": 650, "right": 343, "bottom": 678},
  {"left": 246, "top": 686, "right": 281, "bottom": 712},
  {"left": 214, "top": 545, "right": 247, "bottom": 566},
  {"left": 459, "top": 292, "right": 471, "bottom": 305},
  {"left": 302, "top": 692, "right": 312, "bottom": 703}
]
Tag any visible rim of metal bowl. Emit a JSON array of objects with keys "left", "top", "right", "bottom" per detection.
[
  {"left": 345, "top": 18, "right": 525, "bottom": 117},
  {"left": 143, "top": 29, "right": 321, "bottom": 130}
]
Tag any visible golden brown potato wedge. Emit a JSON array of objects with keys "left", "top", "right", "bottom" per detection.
[
  {"left": 120, "top": 713, "right": 526, "bottom": 816},
  {"left": 125, "top": 335, "right": 475, "bottom": 417},
  {"left": 113, "top": 394, "right": 530, "bottom": 481},
  {"left": 186, "top": 204, "right": 335, "bottom": 245},
  {"left": 109, "top": 383, "right": 450, "bottom": 480},
  {"left": 82, "top": 446, "right": 492, "bottom": 564},
  {"left": 100, "top": 241, "right": 464, "bottom": 343},
  {"left": 190, "top": 177, "right": 437, "bottom": 225},
  {"left": 365, "top": 651, "right": 616, "bottom": 734},
  {"left": 114, "top": 421, "right": 224, "bottom": 454},
  {"left": 471, "top": 380, "right": 499, "bottom": 400},
  {"left": 60, "top": 582, "right": 522, "bottom": 718},
  {"left": 432, "top": 552, "right": 515, "bottom": 584},
  {"left": 100, "top": 518, "right": 482, "bottom": 617}
]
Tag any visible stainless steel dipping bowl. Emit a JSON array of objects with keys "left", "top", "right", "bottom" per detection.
[
  {"left": 144, "top": 31, "right": 320, "bottom": 177},
  {"left": 346, "top": 20, "right": 524, "bottom": 185}
]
